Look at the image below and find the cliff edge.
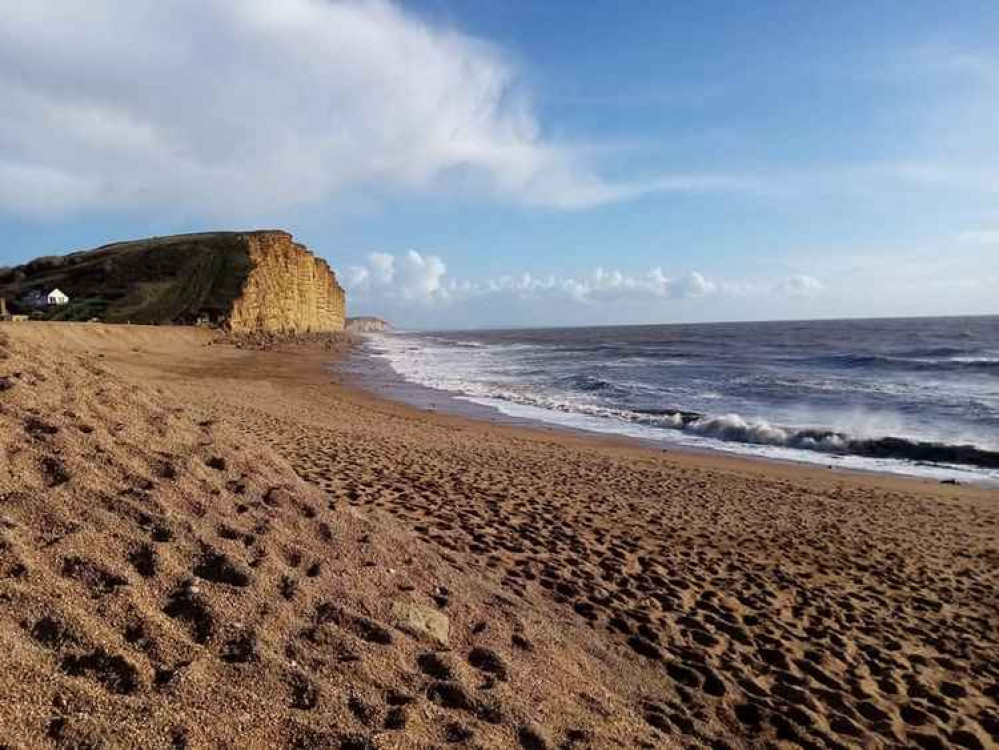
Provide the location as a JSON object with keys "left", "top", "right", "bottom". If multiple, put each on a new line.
{"left": 0, "top": 230, "right": 346, "bottom": 334}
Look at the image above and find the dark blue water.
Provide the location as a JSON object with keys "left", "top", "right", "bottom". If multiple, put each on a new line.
{"left": 365, "top": 316, "right": 999, "bottom": 482}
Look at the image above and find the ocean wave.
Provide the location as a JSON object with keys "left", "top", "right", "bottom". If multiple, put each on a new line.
{"left": 897, "top": 346, "right": 970, "bottom": 358}
{"left": 364, "top": 331, "right": 999, "bottom": 471}
{"left": 560, "top": 374, "right": 610, "bottom": 391}
{"left": 408, "top": 366, "right": 999, "bottom": 469}
{"left": 948, "top": 356, "right": 999, "bottom": 365}
{"left": 504, "top": 388, "right": 997, "bottom": 469}
{"left": 673, "top": 413, "right": 999, "bottom": 467}
{"left": 807, "top": 353, "right": 999, "bottom": 373}
{"left": 602, "top": 408, "right": 999, "bottom": 469}
{"left": 487, "top": 383, "right": 999, "bottom": 468}
{"left": 555, "top": 373, "right": 621, "bottom": 393}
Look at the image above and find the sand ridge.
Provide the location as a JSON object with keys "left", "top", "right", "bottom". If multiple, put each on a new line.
{"left": 1, "top": 322, "right": 998, "bottom": 749}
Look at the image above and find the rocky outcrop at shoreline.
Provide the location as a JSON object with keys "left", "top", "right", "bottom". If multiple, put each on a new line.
{"left": 345, "top": 316, "right": 391, "bottom": 333}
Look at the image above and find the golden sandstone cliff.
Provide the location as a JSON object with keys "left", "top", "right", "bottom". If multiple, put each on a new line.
{"left": 227, "top": 231, "right": 346, "bottom": 334}
{"left": 0, "top": 230, "right": 347, "bottom": 334}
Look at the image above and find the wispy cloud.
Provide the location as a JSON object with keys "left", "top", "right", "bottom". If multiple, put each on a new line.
{"left": 0, "top": 0, "right": 760, "bottom": 219}
{"left": 906, "top": 43, "right": 999, "bottom": 83}
{"left": 886, "top": 164, "right": 999, "bottom": 194}
{"left": 957, "top": 229, "right": 999, "bottom": 245}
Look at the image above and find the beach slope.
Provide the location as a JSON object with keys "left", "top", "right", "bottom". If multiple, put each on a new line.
{"left": 1, "top": 322, "right": 996, "bottom": 749}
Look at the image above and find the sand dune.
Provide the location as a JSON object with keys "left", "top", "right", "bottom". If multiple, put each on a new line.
{"left": 1, "top": 323, "right": 997, "bottom": 749}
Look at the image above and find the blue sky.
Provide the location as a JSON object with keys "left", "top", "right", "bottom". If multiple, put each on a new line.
{"left": 1, "top": 0, "right": 997, "bottom": 327}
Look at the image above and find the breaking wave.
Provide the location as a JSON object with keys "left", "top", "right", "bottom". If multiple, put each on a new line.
{"left": 536, "top": 400, "right": 999, "bottom": 470}
{"left": 361, "top": 316, "right": 999, "bottom": 480}
{"left": 368, "top": 352, "right": 999, "bottom": 470}
{"left": 807, "top": 353, "right": 999, "bottom": 373}
{"left": 663, "top": 412, "right": 999, "bottom": 469}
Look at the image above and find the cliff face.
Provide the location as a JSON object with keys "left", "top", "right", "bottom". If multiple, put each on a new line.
{"left": 0, "top": 230, "right": 346, "bottom": 333}
{"left": 227, "top": 232, "right": 345, "bottom": 334}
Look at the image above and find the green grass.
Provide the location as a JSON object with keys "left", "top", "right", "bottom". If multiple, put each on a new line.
{"left": 45, "top": 297, "right": 110, "bottom": 322}
{"left": 2, "top": 233, "right": 258, "bottom": 326}
{"left": 106, "top": 247, "right": 252, "bottom": 324}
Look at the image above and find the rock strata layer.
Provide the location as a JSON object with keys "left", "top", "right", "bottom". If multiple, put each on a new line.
{"left": 227, "top": 231, "right": 345, "bottom": 334}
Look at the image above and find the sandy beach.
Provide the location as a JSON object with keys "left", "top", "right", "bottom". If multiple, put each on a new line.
{"left": 1, "top": 322, "right": 997, "bottom": 750}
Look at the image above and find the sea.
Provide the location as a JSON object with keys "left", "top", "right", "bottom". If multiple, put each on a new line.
{"left": 347, "top": 316, "right": 999, "bottom": 485}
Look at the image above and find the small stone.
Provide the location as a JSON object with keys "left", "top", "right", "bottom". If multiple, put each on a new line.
{"left": 391, "top": 601, "right": 449, "bottom": 647}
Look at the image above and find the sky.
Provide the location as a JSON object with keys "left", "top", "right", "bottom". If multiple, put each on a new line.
{"left": 1, "top": 0, "right": 997, "bottom": 329}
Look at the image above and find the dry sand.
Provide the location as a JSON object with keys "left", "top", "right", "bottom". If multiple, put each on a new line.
{"left": 0, "top": 322, "right": 997, "bottom": 750}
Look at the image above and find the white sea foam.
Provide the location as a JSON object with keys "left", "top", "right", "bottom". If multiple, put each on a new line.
{"left": 459, "top": 395, "right": 999, "bottom": 485}
{"left": 363, "top": 332, "right": 999, "bottom": 485}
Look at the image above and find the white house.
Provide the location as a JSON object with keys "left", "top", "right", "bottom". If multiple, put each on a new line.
{"left": 47, "top": 288, "right": 70, "bottom": 306}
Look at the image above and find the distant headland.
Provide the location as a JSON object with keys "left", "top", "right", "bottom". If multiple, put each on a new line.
{"left": 345, "top": 316, "right": 392, "bottom": 333}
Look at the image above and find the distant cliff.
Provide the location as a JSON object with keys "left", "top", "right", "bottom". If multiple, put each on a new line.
{"left": 0, "top": 230, "right": 346, "bottom": 333}
{"left": 345, "top": 316, "right": 391, "bottom": 333}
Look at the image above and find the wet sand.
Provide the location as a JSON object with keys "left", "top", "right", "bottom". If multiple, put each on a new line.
{"left": 1, "top": 322, "right": 997, "bottom": 749}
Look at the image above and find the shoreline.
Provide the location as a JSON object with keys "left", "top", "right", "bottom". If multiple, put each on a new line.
{"left": 339, "top": 334, "right": 999, "bottom": 491}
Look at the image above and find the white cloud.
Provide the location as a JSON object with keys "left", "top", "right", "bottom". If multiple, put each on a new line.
{"left": 0, "top": 0, "right": 757, "bottom": 219}
{"left": 957, "top": 229, "right": 999, "bottom": 245}
{"left": 0, "top": 162, "right": 104, "bottom": 219}
{"left": 879, "top": 46, "right": 999, "bottom": 196}
{"left": 394, "top": 251, "right": 447, "bottom": 300}
{"left": 344, "top": 251, "right": 824, "bottom": 311}
{"left": 368, "top": 253, "right": 397, "bottom": 285}
{"left": 777, "top": 275, "right": 824, "bottom": 297}
{"left": 347, "top": 250, "right": 447, "bottom": 302}
{"left": 908, "top": 44, "right": 998, "bottom": 84}
{"left": 887, "top": 164, "right": 999, "bottom": 194}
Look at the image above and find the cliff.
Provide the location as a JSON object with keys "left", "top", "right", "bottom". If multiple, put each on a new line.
{"left": 226, "top": 232, "right": 345, "bottom": 333}
{"left": 345, "top": 316, "right": 391, "bottom": 333}
{"left": 0, "top": 231, "right": 345, "bottom": 333}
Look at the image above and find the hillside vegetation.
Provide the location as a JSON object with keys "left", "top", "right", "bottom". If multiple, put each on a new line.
{"left": 0, "top": 233, "right": 255, "bottom": 325}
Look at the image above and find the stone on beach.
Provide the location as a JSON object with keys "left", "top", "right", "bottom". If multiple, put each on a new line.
{"left": 391, "top": 601, "right": 450, "bottom": 647}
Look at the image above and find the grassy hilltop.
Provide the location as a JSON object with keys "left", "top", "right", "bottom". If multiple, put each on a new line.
{"left": 0, "top": 232, "right": 257, "bottom": 325}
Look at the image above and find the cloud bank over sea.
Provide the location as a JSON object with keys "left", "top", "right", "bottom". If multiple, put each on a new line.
{"left": 343, "top": 250, "right": 825, "bottom": 327}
